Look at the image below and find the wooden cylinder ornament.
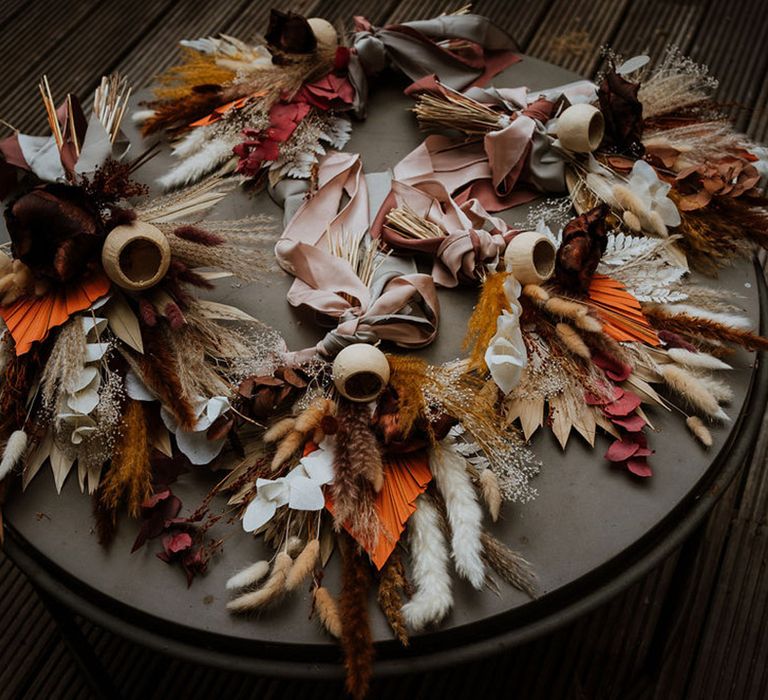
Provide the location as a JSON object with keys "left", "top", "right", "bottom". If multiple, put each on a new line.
{"left": 332, "top": 343, "right": 391, "bottom": 402}
{"left": 308, "top": 17, "right": 338, "bottom": 50}
{"left": 101, "top": 221, "right": 171, "bottom": 291}
{"left": 504, "top": 231, "right": 556, "bottom": 285}
{"left": 556, "top": 104, "right": 604, "bottom": 153}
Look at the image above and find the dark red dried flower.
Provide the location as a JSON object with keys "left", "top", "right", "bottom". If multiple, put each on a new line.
{"left": 265, "top": 9, "right": 317, "bottom": 54}
{"left": 238, "top": 367, "right": 308, "bottom": 419}
{"left": 598, "top": 69, "right": 644, "bottom": 155}
{"left": 80, "top": 158, "right": 148, "bottom": 205}
{"left": 172, "top": 225, "right": 224, "bottom": 246}
{"left": 555, "top": 204, "right": 609, "bottom": 293}
{"left": 138, "top": 298, "right": 158, "bottom": 327}
{"left": 5, "top": 183, "right": 104, "bottom": 282}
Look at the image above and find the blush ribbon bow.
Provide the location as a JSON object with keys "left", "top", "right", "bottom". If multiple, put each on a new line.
{"left": 275, "top": 152, "right": 440, "bottom": 360}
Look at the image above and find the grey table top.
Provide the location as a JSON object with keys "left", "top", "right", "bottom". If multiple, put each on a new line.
{"left": 2, "top": 56, "right": 762, "bottom": 671}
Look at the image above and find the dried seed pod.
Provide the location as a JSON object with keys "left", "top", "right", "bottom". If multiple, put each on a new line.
{"left": 556, "top": 104, "right": 605, "bottom": 153}
{"left": 504, "top": 231, "right": 556, "bottom": 285}
{"left": 102, "top": 221, "right": 171, "bottom": 291}
{"left": 332, "top": 344, "right": 391, "bottom": 402}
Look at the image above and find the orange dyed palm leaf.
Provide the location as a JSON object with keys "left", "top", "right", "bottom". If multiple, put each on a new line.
{"left": 326, "top": 451, "right": 432, "bottom": 569}
{"left": 189, "top": 91, "right": 267, "bottom": 127}
{"left": 1, "top": 274, "right": 110, "bottom": 355}
{"left": 588, "top": 274, "right": 660, "bottom": 346}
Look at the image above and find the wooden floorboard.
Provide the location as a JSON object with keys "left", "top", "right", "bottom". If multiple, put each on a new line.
{"left": 2, "top": 1, "right": 768, "bottom": 699}
{"left": 688, "top": 0, "right": 768, "bottom": 132}
{"left": 526, "top": 0, "right": 634, "bottom": 77}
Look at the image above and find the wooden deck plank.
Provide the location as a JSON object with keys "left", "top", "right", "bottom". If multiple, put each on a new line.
{"left": 0, "top": 0, "right": 103, "bottom": 122}
{"left": 0, "top": 0, "right": 33, "bottom": 27}
{"left": 1, "top": 0, "right": 176, "bottom": 133}
{"left": 526, "top": 0, "right": 633, "bottom": 77}
{"left": 596, "top": 0, "right": 713, "bottom": 73}
{"left": 313, "top": 0, "right": 401, "bottom": 26}
{"left": 688, "top": 0, "right": 768, "bottom": 132}
{"left": 685, "top": 405, "right": 768, "bottom": 700}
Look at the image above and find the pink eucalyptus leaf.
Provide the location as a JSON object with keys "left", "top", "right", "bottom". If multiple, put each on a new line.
{"left": 611, "top": 414, "right": 646, "bottom": 431}
{"left": 605, "top": 438, "right": 640, "bottom": 462}
{"left": 604, "top": 392, "right": 642, "bottom": 416}
{"left": 627, "top": 457, "right": 653, "bottom": 477}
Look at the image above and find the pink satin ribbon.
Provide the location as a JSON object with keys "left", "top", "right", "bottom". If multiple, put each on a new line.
{"left": 393, "top": 133, "right": 536, "bottom": 212}
{"left": 395, "top": 79, "right": 557, "bottom": 212}
{"left": 370, "top": 179, "right": 514, "bottom": 287}
{"left": 275, "top": 152, "right": 440, "bottom": 361}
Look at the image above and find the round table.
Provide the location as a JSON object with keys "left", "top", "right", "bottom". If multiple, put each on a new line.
{"left": 3, "top": 55, "right": 767, "bottom": 680}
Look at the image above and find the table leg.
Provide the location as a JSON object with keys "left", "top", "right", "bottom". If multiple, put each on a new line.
{"left": 33, "top": 585, "right": 123, "bottom": 700}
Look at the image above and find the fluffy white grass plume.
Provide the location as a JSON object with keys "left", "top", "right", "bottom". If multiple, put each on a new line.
{"left": 225, "top": 559, "right": 270, "bottom": 591}
{"left": 159, "top": 135, "right": 239, "bottom": 190}
{"left": 171, "top": 124, "right": 216, "bottom": 158}
{"left": 430, "top": 443, "right": 485, "bottom": 589}
{"left": 660, "top": 304, "right": 753, "bottom": 330}
{"left": 660, "top": 364, "right": 729, "bottom": 422}
{"left": 402, "top": 496, "right": 452, "bottom": 631}
{"left": 666, "top": 348, "right": 731, "bottom": 370}
{"left": 0, "top": 430, "right": 27, "bottom": 481}
{"left": 695, "top": 374, "right": 734, "bottom": 404}
{"left": 131, "top": 109, "right": 155, "bottom": 123}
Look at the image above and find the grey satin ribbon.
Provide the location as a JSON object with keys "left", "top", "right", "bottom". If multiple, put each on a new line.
{"left": 466, "top": 84, "right": 566, "bottom": 194}
{"left": 352, "top": 14, "right": 519, "bottom": 106}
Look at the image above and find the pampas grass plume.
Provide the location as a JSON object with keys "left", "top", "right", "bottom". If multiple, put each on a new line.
{"left": 667, "top": 348, "right": 731, "bottom": 370}
{"left": 294, "top": 398, "right": 333, "bottom": 434}
{"left": 623, "top": 210, "right": 642, "bottom": 232}
{"left": 648, "top": 210, "right": 669, "bottom": 237}
{"left": 402, "top": 496, "right": 452, "bottom": 630}
{"left": 695, "top": 374, "right": 734, "bottom": 403}
{"left": 575, "top": 313, "right": 603, "bottom": 333}
{"left": 613, "top": 185, "right": 648, "bottom": 219}
{"left": 0, "top": 430, "right": 27, "bottom": 481}
{"left": 271, "top": 430, "right": 304, "bottom": 471}
{"left": 660, "top": 364, "right": 729, "bottom": 422}
{"left": 545, "top": 296, "right": 589, "bottom": 320}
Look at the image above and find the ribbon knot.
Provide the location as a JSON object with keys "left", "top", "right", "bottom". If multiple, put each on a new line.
{"left": 371, "top": 179, "right": 513, "bottom": 287}
{"left": 276, "top": 153, "right": 440, "bottom": 364}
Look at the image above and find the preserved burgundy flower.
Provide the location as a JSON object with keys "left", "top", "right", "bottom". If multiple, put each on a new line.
{"left": 238, "top": 367, "right": 308, "bottom": 419}
{"left": 598, "top": 69, "right": 644, "bottom": 155}
{"left": 265, "top": 9, "right": 316, "bottom": 54}
{"left": 5, "top": 183, "right": 104, "bottom": 282}
{"left": 556, "top": 204, "right": 609, "bottom": 293}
